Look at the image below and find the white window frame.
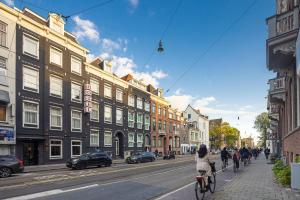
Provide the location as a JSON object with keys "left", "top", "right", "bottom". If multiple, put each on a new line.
{"left": 90, "top": 102, "right": 99, "bottom": 122}
{"left": 128, "top": 133, "right": 135, "bottom": 147}
{"left": 23, "top": 34, "right": 39, "bottom": 59}
{"left": 22, "top": 101, "right": 39, "bottom": 128}
{"left": 50, "top": 75, "right": 63, "bottom": 98}
{"left": 128, "top": 95, "right": 134, "bottom": 107}
{"left": 90, "top": 78, "right": 99, "bottom": 95}
{"left": 71, "top": 110, "right": 82, "bottom": 132}
{"left": 71, "top": 140, "right": 82, "bottom": 158}
{"left": 128, "top": 111, "right": 135, "bottom": 128}
{"left": 0, "top": 56, "right": 6, "bottom": 69}
{"left": 104, "top": 105, "right": 112, "bottom": 124}
{"left": 71, "top": 82, "right": 82, "bottom": 103}
{"left": 145, "top": 102, "right": 150, "bottom": 112}
{"left": 0, "top": 21, "right": 7, "bottom": 47}
{"left": 137, "top": 113, "right": 143, "bottom": 129}
{"left": 90, "top": 129, "right": 99, "bottom": 147}
{"left": 116, "top": 108, "right": 123, "bottom": 126}
{"left": 71, "top": 56, "right": 82, "bottom": 75}
{"left": 144, "top": 115, "right": 150, "bottom": 130}
{"left": 137, "top": 133, "right": 143, "bottom": 147}
{"left": 137, "top": 97, "right": 143, "bottom": 109}
{"left": 50, "top": 46, "right": 62, "bottom": 67}
{"left": 104, "top": 84, "right": 112, "bottom": 99}
{"left": 49, "top": 139, "right": 63, "bottom": 159}
{"left": 116, "top": 88, "right": 123, "bottom": 103}
{"left": 50, "top": 106, "right": 63, "bottom": 130}
{"left": 104, "top": 131, "right": 112, "bottom": 147}
{"left": 23, "top": 66, "right": 39, "bottom": 93}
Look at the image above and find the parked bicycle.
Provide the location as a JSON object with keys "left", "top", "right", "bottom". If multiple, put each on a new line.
{"left": 195, "top": 162, "right": 216, "bottom": 200}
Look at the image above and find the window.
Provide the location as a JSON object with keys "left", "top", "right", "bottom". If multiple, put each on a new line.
{"left": 137, "top": 113, "right": 143, "bottom": 129}
{"left": 163, "top": 121, "right": 166, "bottom": 131}
{"left": 158, "top": 106, "right": 161, "bottom": 115}
{"left": 0, "top": 104, "right": 6, "bottom": 122}
{"left": 50, "top": 47, "right": 62, "bottom": 66}
{"left": 188, "top": 114, "right": 191, "bottom": 119}
{"left": 0, "top": 57, "right": 6, "bottom": 69}
{"left": 169, "top": 113, "right": 173, "bottom": 119}
{"left": 152, "top": 118, "right": 156, "bottom": 131}
{"left": 71, "top": 56, "right": 82, "bottom": 75}
{"left": 116, "top": 108, "right": 123, "bottom": 125}
{"left": 50, "top": 140, "right": 62, "bottom": 159}
{"left": 137, "top": 97, "right": 143, "bottom": 109}
{"left": 50, "top": 75, "right": 62, "bottom": 97}
{"left": 50, "top": 106, "right": 62, "bottom": 130}
{"left": 128, "top": 133, "right": 134, "bottom": 147}
{"left": 91, "top": 102, "right": 99, "bottom": 122}
{"left": 158, "top": 138, "right": 162, "bottom": 147}
{"left": 162, "top": 109, "right": 165, "bottom": 117}
{"left": 71, "top": 110, "right": 82, "bottom": 132}
{"left": 71, "top": 82, "right": 82, "bottom": 102}
{"left": 104, "top": 84, "right": 112, "bottom": 98}
{"left": 23, "top": 101, "right": 39, "bottom": 128}
{"left": 137, "top": 133, "right": 143, "bottom": 147}
{"left": 23, "top": 34, "right": 39, "bottom": 58}
{"left": 90, "top": 130, "right": 99, "bottom": 147}
{"left": 128, "top": 111, "right": 135, "bottom": 128}
{"left": 152, "top": 103, "right": 156, "bottom": 113}
{"left": 90, "top": 79, "right": 99, "bottom": 95}
{"left": 145, "top": 102, "right": 150, "bottom": 112}
{"left": 104, "top": 105, "right": 112, "bottom": 123}
{"left": 0, "top": 21, "right": 7, "bottom": 47}
{"left": 128, "top": 95, "right": 134, "bottom": 107}
{"left": 71, "top": 140, "right": 82, "bottom": 157}
{"left": 144, "top": 115, "right": 150, "bottom": 130}
{"left": 153, "top": 136, "right": 156, "bottom": 147}
{"left": 158, "top": 120, "right": 162, "bottom": 130}
{"left": 116, "top": 89, "right": 123, "bottom": 102}
{"left": 23, "top": 66, "right": 39, "bottom": 92}
{"left": 104, "top": 131, "right": 112, "bottom": 147}
{"left": 169, "top": 122, "right": 173, "bottom": 132}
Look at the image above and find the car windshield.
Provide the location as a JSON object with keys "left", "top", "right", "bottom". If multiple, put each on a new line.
{"left": 79, "top": 154, "right": 90, "bottom": 160}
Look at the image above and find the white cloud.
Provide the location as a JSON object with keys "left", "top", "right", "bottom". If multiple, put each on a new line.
{"left": 175, "top": 88, "right": 183, "bottom": 95}
{"left": 87, "top": 53, "right": 96, "bottom": 62}
{"left": 4, "top": 0, "right": 14, "bottom": 6}
{"left": 151, "top": 70, "right": 168, "bottom": 79}
{"left": 128, "top": 0, "right": 139, "bottom": 8}
{"left": 194, "top": 96, "right": 216, "bottom": 107}
{"left": 72, "top": 16, "right": 100, "bottom": 43}
{"left": 102, "top": 38, "right": 121, "bottom": 53}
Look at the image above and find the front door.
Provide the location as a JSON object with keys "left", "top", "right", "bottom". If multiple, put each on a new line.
{"left": 115, "top": 138, "right": 119, "bottom": 156}
{"left": 23, "top": 142, "right": 39, "bottom": 166}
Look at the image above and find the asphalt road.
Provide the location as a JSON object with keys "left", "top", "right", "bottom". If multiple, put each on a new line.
{"left": 0, "top": 156, "right": 245, "bottom": 200}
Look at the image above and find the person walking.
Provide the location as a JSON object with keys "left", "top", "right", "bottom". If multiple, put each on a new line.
{"left": 264, "top": 147, "right": 270, "bottom": 160}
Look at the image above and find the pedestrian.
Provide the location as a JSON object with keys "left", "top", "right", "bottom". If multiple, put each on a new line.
{"left": 264, "top": 148, "right": 270, "bottom": 160}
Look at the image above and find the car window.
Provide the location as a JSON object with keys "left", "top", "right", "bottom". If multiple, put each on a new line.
{"left": 79, "top": 154, "right": 90, "bottom": 160}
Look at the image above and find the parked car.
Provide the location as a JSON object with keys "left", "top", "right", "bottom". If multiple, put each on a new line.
{"left": 163, "top": 152, "right": 176, "bottom": 160}
{"left": 0, "top": 155, "right": 24, "bottom": 178}
{"left": 126, "top": 152, "right": 156, "bottom": 164}
{"left": 66, "top": 151, "right": 112, "bottom": 170}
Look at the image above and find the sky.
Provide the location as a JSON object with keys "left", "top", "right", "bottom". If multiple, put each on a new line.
{"left": 4, "top": 0, "right": 276, "bottom": 143}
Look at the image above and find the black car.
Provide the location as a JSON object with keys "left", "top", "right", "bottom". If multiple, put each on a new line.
{"left": 66, "top": 152, "right": 112, "bottom": 170}
{"left": 163, "top": 152, "right": 176, "bottom": 160}
{"left": 0, "top": 155, "right": 24, "bottom": 178}
{"left": 126, "top": 152, "right": 156, "bottom": 164}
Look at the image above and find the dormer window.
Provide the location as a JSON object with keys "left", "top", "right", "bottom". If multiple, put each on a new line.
{"left": 104, "top": 60, "right": 112, "bottom": 73}
{"left": 48, "top": 13, "right": 65, "bottom": 35}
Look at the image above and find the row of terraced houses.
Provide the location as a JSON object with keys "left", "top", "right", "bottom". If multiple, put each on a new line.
{"left": 0, "top": 3, "right": 210, "bottom": 165}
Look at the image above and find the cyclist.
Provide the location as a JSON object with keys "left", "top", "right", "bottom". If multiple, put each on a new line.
{"left": 252, "top": 148, "right": 258, "bottom": 159}
{"left": 221, "top": 147, "right": 230, "bottom": 168}
{"left": 232, "top": 148, "right": 240, "bottom": 169}
{"left": 240, "top": 146, "right": 249, "bottom": 164}
{"left": 195, "top": 144, "right": 212, "bottom": 186}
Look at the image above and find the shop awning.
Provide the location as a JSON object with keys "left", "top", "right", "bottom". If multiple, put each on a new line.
{"left": 0, "top": 90, "right": 9, "bottom": 104}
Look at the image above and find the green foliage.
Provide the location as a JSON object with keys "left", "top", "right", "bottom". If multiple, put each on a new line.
{"left": 254, "top": 112, "right": 270, "bottom": 148}
{"left": 295, "top": 156, "right": 300, "bottom": 163}
{"left": 272, "top": 159, "right": 291, "bottom": 186}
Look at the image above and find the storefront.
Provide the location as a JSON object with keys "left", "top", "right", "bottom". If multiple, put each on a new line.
{"left": 0, "top": 127, "right": 15, "bottom": 155}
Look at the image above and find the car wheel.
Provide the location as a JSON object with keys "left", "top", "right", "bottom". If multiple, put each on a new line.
{"left": 105, "top": 162, "right": 111, "bottom": 167}
{"left": 0, "top": 167, "right": 12, "bottom": 178}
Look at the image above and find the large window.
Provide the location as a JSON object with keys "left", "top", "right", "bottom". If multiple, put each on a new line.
{"left": 128, "top": 111, "right": 135, "bottom": 128}
{"left": 0, "top": 21, "right": 7, "bottom": 47}
{"left": 90, "top": 78, "right": 99, "bottom": 95}
{"left": 116, "top": 108, "right": 123, "bottom": 125}
{"left": 163, "top": 121, "right": 166, "bottom": 131}
{"left": 71, "top": 56, "right": 82, "bottom": 75}
{"left": 137, "top": 113, "right": 143, "bottom": 129}
{"left": 152, "top": 118, "right": 156, "bottom": 131}
{"left": 152, "top": 103, "right": 156, "bottom": 113}
{"left": 116, "top": 89, "right": 123, "bottom": 102}
{"left": 158, "top": 138, "right": 162, "bottom": 147}
{"left": 128, "top": 95, "right": 134, "bottom": 107}
{"left": 145, "top": 102, "right": 150, "bottom": 112}
{"left": 23, "top": 101, "right": 39, "bottom": 128}
{"left": 90, "top": 130, "right": 99, "bottom": 147}
{"left": 137, "top": 134, "right": 143, "bottom": 147}
{"left": 50, "top": 140, "right": 62, "bottom": 159}
{"left": 104, "top": 131, "right": 112, "bottom": 147}
{"left": 0, "top": 57, "right": 6, "bottom": 69}
{"left": 104, "top": 105, "right": 112, "bottom": 123}
{"left": 104, "top": 84, "right": 112, "bottom": 98}
{"left": 0, "top": 104, "right": 6, "bottom": 122}
{"left": 158, "top": 106, "right": 161, "bottom": 115}
{"left": 71, "top": 140, "right": 82, "bottom": 157}
{"left": 158, "top": 120, "right": 162, "bottom": 130}
{"left": 71, "top": 110, "right": 82, "bottom": 132}
{"left": 23, "top": 66, "right": 39, "bottom": 92}
{"left": 23, "top": 34, "right": 39, "bottom": 58}
{"left": 153, "top": 136, "right": 156, "bottom": 147}
{"left": 91, "top": 102, "right": 99, "bottom": 122}
{"left": 137, "top": 97, "right": 143, "bottom": 109}
{"left": 144, "top": 115, "right": 150, "bottom": 130}
{"left": 50, "top": 75, "right": 62, "bottom": 97}
{"left": 50, "top": 106, "right": 62, "bottom": 130}
{"left": 128, "top": 133, "right": 134, "bottom": 147}
{"left": 50, "top": 47, "right": 62, "bottom": 66}
{"left": 71, "top": 82, "right": 82, "bottom": 102}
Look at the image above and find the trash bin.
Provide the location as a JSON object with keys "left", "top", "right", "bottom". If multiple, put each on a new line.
{"left": 291, "top": 162, "right": 300, "bottom": 189}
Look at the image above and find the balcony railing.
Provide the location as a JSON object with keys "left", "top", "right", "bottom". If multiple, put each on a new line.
{"left": 159, "top": 130, "right": 166, "bottom": 136}
{"left": 269, "top": 103, "right": 280, "bottom": 120}
{"left": 269, "top": 77, "right": 286, "bottom": 94}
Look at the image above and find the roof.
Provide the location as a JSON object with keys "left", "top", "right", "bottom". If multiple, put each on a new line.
{"left": 121, "top": 74, "right": 133, "bottom": 82}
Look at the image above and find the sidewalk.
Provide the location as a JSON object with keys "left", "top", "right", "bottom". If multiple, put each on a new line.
{"left": 209, "top": 156, "right": 300, "bottom": 200}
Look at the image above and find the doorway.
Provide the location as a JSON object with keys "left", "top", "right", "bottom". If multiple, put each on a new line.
{"left": 115, "top": 138, "right": 119, "bottom": 156}
{"left": 23, "top": 142, "right": 39, "bottom": 166}
{"left": 115, "top": 132, "right": 124, "bottom": 158}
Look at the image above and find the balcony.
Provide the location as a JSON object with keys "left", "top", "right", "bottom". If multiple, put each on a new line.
{"left": 266, "top": 7, "right": 299, "bottom": 71}
{"left": 269, "top": 77, "right": 286, "bottom": 103}
{"left": 269, "top": 103, "right": 280, "bottom": 120}
{"left": 159, "top": 130, "right": 166, "bottom": 136}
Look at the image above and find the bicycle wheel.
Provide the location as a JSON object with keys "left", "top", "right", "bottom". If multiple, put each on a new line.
{"left": 209, "top": 173, "right": 216, "bottom": 193}
{"left": 195, "top": 181, "right": 206, "bottom": 200}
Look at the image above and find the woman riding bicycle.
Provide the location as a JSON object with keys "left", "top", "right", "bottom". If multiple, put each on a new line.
{"left": 232, "top": 148, "right": 240, "bottom": 170}
{"left": 195, "top": 144, "right": 211, "bottom": 186}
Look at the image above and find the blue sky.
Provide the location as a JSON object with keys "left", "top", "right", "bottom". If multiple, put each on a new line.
{"left": 5, "top": 0, "right": 276, "bottom": 142}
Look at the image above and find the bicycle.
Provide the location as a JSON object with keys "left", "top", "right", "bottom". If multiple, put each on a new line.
{"left": 195, "top": 162, "right": 216, "bottom": 200}
{"left": 221, "top": 159, "right": 228, "bottom": 172}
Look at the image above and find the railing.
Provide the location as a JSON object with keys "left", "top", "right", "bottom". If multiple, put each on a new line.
{"left": 159, "top": 130, "right": 166, "bottom": 135}
{"left": 269, "top": 77, "right": 286, "bottom": 93}
{"left": 270, "top": 103, "right": 280, "bottom": 114}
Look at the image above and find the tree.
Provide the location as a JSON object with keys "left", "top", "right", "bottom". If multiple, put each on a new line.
{"left": 254, "top": 112, "right": 270, "bottom": 148}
